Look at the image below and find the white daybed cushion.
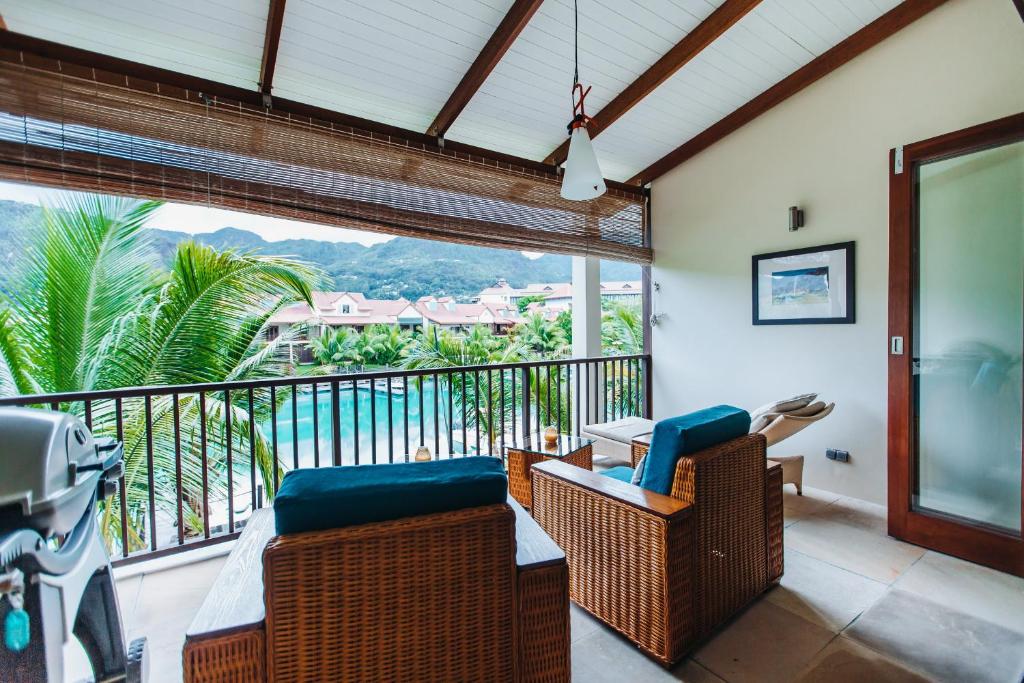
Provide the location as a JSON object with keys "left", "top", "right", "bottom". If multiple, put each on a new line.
{"left": 582, "top": 416, "right": 654, "bottom": 444}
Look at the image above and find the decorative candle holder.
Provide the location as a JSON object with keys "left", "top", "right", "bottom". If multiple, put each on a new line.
{"left": 543, "top": 426, "right": 559, "bottom": 445}
{"left": 414, "top": 446, "right": 432, "bottom": 462}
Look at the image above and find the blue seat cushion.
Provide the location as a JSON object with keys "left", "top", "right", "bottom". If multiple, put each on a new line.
{"left": 600, "top": 466, "right": 635, "bottom": 484}
{"left": 638, "top": 406, "right": 751, "bottom": 495}
{"left": 274, "top": 456, "right": 508, "bottom": 535}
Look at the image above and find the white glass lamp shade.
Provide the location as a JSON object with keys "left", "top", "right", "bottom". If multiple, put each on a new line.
{"left": 560, "top": 126, "right": 606, "bottom": 201}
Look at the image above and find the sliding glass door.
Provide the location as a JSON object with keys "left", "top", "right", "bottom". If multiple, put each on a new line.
{"left": 888, "top": 114, "right": 1024, "bottom": 577}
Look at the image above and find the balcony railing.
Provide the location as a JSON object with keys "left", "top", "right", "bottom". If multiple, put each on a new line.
{"left": 0, "top": 354, "right": 650, "bottom": 566}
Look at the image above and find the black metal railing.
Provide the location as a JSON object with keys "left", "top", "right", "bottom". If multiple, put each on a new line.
{"left": 0, "top": 354, "right": 651, "bottom": 566}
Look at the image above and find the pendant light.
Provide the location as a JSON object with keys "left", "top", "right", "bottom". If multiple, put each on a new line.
{"left": 560, "top": 0, "right": 606, "bottom": 201}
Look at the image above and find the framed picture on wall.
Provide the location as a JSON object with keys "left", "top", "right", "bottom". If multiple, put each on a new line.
{"left": 752, "top": 241, "right": 855, "bottom": 325}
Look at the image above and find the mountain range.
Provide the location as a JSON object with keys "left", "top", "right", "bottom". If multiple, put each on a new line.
{"left": 0, "top": 199, "right": 639, "bottom": 301}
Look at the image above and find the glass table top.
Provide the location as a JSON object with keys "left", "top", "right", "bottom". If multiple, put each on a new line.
{"left": 505, "top": 432, "right": 594, "bottom": 458}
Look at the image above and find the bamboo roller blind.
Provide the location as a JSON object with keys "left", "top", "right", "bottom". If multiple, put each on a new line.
{"left": 0, "top": 62, "right": 650, "bottom": 263}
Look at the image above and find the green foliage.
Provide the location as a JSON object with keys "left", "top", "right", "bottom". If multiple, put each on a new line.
{"left": 555, "top": 310, "right": 573, "bottom": 345}
{"left": 403, "top": 325, "right": 526, "bottom": 451}
{"left": 0, "top": 193, "right": 320, "bottom": 552}
{"left": 310, "top": 327, "right": 363, "bottom": 367}
{"left": 512, "top": 312, "right": 570, "bottom": 358}
{"left": 515, "top": 294, "right": 547, "bottom": 314}
{"left": 358, "top": 324, "right": 413, "bottom": 368}
{"left": 601, "top": 302, "right": 643, "bottom": 356}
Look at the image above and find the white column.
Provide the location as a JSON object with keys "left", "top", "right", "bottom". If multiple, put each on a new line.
{"left": 571, "top": 255, "right": 601, "bottom": 358}
{"left": 572, "top": 255, "right": 603, "bottom": 425}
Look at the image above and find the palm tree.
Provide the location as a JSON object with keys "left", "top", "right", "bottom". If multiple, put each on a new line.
{"left": 601, "top": 302, "right": 643, "bottom": 416}
{"left": 310, "top": 326, "right": 363, "bottom": 367}
{"left": 403, "top": 325, "right": 525, "bottom": 452}
{"left": 0, "top": 193, "right": 319, "bottom": 551}
{"left": 513, "top": 312, "right": 569, "bottom": 358}
{"left": 359, "top": 324, "right": 412, "bottom": 367}
{"left": 601, "top": 302, "right": 642, "bottom": 355}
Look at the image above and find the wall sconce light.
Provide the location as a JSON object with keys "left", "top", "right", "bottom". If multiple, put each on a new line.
{"left": 650, "top": 281, "right": 665, "bottom": 327}
{"left": 789, "top": 206, "right": 805, "bottom": 231}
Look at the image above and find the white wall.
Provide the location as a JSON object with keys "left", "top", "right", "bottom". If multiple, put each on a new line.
{"left": 649, "top": 0, "right": 1024, "bottom": 504}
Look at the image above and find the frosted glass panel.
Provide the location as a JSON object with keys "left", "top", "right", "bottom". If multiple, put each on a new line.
{"left": 914, "top": 140, "right": 1024, "bottom": 533}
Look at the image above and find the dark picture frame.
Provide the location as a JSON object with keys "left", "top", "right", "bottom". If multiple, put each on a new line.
{"left": 752, "top": 241, "right": 855, "bottom": 325}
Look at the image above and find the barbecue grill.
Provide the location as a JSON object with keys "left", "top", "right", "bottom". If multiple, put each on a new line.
{"left": 0, "top": 407, "right": 147, "bottom": 682}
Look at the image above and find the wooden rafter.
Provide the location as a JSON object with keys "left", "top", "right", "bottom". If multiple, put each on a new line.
{"left": 544, "top": 0, "right": 762, "bottom": 166}
{"left": 427, "top": 0, "right": 543, "bottom": 138}
{"left": 630, "top": 0, "right": 949, "bottom": 185}
{"left": 259, "top": 0, "right": 287, "bottom": 97}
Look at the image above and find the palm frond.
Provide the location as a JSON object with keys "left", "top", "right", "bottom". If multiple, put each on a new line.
{"left": 0, "top": 307, "right": 42, "bottom": 396}
{"left": 9, "top": 194, "right": 161, "bottom": 392}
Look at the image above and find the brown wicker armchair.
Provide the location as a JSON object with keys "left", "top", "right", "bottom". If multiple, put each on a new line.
{"left": 531, "top": 433, "right": 783, "bottom": 667}
{"left": 183, "top": 498, "right": 570, "bottom": 683}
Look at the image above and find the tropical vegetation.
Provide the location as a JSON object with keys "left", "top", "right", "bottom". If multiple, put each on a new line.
{"left": 0, "top": 194, "right": 319, "bottom": 552}
{"left": 0, "top": 191, "right": 644, "bottom": 554}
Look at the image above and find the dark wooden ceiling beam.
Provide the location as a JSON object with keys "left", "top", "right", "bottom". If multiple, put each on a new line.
{"left": 427, "top": 0, "right": 543, "bottom": 138}
{"left": 545, "top": 0, "right": 762, "bottom": 166}
{"left": 259, "top": 0, "right": 287, "bottom": 98}
{"left": 0, "top": 30, "right": 641, "bottom": 196}
{"left": 630, "top": 0, "right": 949, "bottom": 185}
{"left": 0, "top": 15, "right": 6, "bottom": 30}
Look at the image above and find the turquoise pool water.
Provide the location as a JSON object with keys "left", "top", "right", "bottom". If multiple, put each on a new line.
{"left": 263, "top": 381, "right": 475, "bottom": 468}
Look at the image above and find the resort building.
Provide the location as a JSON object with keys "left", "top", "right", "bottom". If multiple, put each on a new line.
{"left": 475, "top": 280, "right": 643, "bottom": 309}
{"left": 0, "top": 1, "right": 1021, "bottom": 683}
{"left": 415, "top": 296, "right": 521, "bottom": 334}
{"left": 266, "top": 291, "right": 524, "bottom": 353}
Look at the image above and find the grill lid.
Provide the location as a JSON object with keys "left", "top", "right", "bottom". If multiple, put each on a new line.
{"left": 0, "top": 407, "right": 123, "bottom": 537}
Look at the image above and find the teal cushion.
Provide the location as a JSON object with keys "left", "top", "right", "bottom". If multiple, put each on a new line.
{"left": 600, "top": 466, "right": 635, "bottom": 483}
{"left": 274, "top": 457, "right": 508, "bottom": 535}
{"left": 638, "top": 406, "right": 751, "bottom": 495}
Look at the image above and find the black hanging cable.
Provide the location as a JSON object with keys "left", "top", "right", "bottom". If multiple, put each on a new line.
{"left": 572, "top": 0, "right": 579, "bottom": 88}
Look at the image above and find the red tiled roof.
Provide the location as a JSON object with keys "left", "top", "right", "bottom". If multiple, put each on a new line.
{"left": 269, "top": 292, "right": 412, "bottom": 326}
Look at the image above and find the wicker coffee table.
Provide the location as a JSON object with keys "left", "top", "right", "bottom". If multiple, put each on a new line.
{"left": 506, "top": 433, "right": 593, "bottom": 508}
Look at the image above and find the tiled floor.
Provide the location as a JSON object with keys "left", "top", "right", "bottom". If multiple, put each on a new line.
{"left": 112, "top": 485, "right": 1024, "bottom": 683}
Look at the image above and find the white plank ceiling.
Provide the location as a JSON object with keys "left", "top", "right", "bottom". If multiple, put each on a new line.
{"left": 2, "top": 0, "right": 907, "bottom": 182}
{"left": 273, "top": 0, "right": 516, "bottom": 132}
{"left": 2, "top": 0, "right": 269, "bottom": 90}
{"left": 593, "top": 0, "right": 903, "bottom": 180}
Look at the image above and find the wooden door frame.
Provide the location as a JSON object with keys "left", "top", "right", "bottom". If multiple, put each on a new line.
{"left": 888, "top": 112, "right": 1024, "bottom": 577}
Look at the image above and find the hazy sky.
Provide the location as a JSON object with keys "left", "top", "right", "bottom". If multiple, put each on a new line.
{"left": 0, "top": 180, "right": 545, "bottom": 257}
{"left": 0, "top": 180, "right": 392, "bottom": 246}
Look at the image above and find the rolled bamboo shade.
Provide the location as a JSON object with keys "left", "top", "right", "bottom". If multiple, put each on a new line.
{"left": 0, "top": 62, "right": 650, "bottom": 263}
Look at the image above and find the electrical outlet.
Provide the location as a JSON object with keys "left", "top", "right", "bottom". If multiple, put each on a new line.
{"left": 826, "top": 448, "right": 850, "bottom": 463}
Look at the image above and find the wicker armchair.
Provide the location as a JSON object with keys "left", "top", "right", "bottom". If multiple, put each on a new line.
{"left": 531, "top": 433, "right": 783, "bottom": 667}
{"left": 183, "top": 499, "right": 570, "bottom": 683}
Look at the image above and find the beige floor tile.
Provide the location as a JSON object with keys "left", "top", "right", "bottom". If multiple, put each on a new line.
{"left": 894, "top": 550, "right": 1024, "bottom": 635}
{"left": 570, "top": 602, "right": 603, "bottom": 643}
{"left": 782, "top": 486, "right": 841, "bottom": 527}
{"left": 571, "top": 623, "right": 726, "bottom": 682}
{"left": 845, "top": 589, "right": 1024, "bottom": 683}
{"left": 766, "top": 548, "right": 887, "bottom": 632}
{"left": 784, "top": 512, "right": 924, "bottom": 584}
{"left": 115, "top": 573, "right": 143, "bottom": 630}
{"left": 811, "top": 496, "right": 887, "bottom": 534}
{"left": 795, "top": 636, "right": 930, "bottom": 682}
{"left": 692, "top": 600, "right": 833, "bottom": 683}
